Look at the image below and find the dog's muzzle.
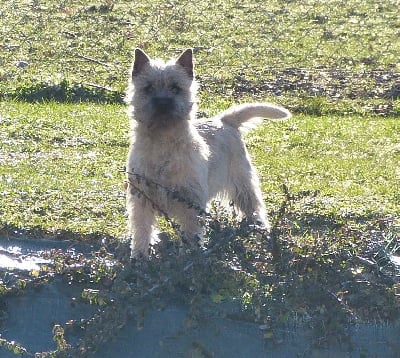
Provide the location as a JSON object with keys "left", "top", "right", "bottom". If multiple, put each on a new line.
{"left": 152, "top": 97, "right": 175, "bottom": 113}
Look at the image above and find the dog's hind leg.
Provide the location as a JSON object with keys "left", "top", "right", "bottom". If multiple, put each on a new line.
{"left": 229, "top": 163, "right": 270, "bottom": 230}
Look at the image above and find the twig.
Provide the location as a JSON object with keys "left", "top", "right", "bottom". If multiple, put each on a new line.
{"left": 353, "top": 255, "right": 398, "bottom": 284}
{"left": 126, "top": 176, "right": 174, "bottom": 223}
{"left": 126, "top": 170, "right": 207, "bottom": 218}
{"left": 354, "top": 255, "right": 379, "bottom": 270}
{"left": 76, "top": 53, "right": 112, "bottom": 67}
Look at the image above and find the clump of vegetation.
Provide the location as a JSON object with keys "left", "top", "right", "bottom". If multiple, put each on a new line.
{"left": 1, "top": 186, "right": 399, "bottom": 356}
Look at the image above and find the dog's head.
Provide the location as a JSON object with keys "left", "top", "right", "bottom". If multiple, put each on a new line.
{"left": 126, "top": 49, "right": 198, "bottom": 128}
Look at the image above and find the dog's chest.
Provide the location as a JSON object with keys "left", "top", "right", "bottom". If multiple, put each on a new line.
{"left": 146, "top": 151, "right": 187, "bottom": 181}
{"left": 128, "top": 135, "right": 207, "bottom": 188}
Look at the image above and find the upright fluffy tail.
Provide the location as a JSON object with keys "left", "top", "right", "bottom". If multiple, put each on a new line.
{"left": 216, "top": 103, "right": 291, "bottom": 131}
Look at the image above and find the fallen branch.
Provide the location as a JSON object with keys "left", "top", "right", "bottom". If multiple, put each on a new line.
{"left": 76, "top": 53, "right": 112, "bottom": 67}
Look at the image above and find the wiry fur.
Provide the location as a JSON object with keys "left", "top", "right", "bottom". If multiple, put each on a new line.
{"left": 125, "top": 48, "right": 291, "bottom": 257}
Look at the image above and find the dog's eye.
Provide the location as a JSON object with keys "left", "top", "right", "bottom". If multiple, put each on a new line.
{"left": 144, "top": 84, "right": 154, "bottom": 93}
{"left": 169, "top": 83, "right": 181, "bottom": 94}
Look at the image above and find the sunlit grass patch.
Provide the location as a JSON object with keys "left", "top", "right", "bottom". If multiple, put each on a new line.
{"left": 1, "top": 101, "right": 398, "bottom": 238}
{"left": 0, "top": 101, "right": 128, "bottom": 237}
{"left": 250, "top": 114, "right": 400, "bottom": 217}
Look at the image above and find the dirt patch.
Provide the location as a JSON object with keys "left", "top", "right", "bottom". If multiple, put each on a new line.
{"left": 232, "top": 67, "right": 400, "bottom": 100}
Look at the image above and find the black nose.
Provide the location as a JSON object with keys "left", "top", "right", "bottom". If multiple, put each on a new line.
{"left": 153, "top": 97, "right": 174, "bottom": 111}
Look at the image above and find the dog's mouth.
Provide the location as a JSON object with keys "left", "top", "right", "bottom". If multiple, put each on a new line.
{"left": 144, "top": 112, "right": 183, "bottom": 130}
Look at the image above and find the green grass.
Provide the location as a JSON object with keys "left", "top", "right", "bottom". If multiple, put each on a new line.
{"left": 253, "top": 114, "right": 400, "bottom": 216}
{"left": 1, "top": 101, "right": 398, "bottom": 238}
{"left": 0, "top": 102, "right": 127, "bottom": 237}
{"left": 1, "top": 0, "right": 399, "bottom": 114}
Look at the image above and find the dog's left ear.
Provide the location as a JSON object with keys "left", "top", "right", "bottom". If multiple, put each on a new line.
{"left": 176, "top": 49, "right": 194, "bottom": 79}
{"left": 132, "top": 48, "right": 151, "bottom": 77}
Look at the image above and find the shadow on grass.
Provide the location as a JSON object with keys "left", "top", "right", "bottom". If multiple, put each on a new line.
{"left": 1, "top": 79, "right": 124, "bottom": 104}
{"left": 0, "top": 223, "right": 119, "bottom": 243}
{"left": 0, "top": 205, "right": 399, "bottom": 356}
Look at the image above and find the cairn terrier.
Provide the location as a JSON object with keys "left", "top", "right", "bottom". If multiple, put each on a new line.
{"left": 125, "top": 48, "right": 291, "bottom": 257}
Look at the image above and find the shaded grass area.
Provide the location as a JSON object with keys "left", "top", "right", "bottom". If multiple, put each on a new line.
{"left": 0, "top": 196, "right": 399, "bottom": 356}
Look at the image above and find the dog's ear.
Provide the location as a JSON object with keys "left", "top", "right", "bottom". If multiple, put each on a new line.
{"left": 132, "top": 48, "right": 151, "bottom": 77}
{"left": 176, "top": 49, "right": 194, "bottom": 79}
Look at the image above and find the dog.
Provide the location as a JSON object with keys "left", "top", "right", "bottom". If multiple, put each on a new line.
{"left": 125, "top": 48, "right": 291, "bottom": 257}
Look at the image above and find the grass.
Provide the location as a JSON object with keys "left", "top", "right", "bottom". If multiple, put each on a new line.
{"left": 1, "top": 102, "right": 399, "bottom": 239}
{"left": 1, "top": 0, "right": 399, "bottom": 113}
{"left": 253, "top": 114, "right": 400, "bottom": 215}
{"left": 0, "top": 0, "right": 399, "bottom": 355}
{"left": 0, "top": 102, "right": 127, "bottom": 238}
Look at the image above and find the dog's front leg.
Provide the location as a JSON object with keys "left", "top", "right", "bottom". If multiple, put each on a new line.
{"left": 170, "top": 192, "right": 206, "bottom": 249}
{"left": 127, "top": 191, "right": 156, "bottom": 257}
{"left": 179, "top": 208, "right": 204, "bottom": 246}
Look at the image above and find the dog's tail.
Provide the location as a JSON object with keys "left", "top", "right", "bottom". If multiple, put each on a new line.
{"left": 217, "top": 103, "right": 291, "bottom": 132}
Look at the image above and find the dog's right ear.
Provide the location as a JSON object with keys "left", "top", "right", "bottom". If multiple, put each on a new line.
{"left": 132, "top": 48, "right": 151, "bottom": 77}
{"left": 176, "top": 48, "right": 194, "bottom": 79}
